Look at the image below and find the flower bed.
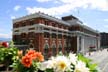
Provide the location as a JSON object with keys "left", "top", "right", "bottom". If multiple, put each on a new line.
{"left": 39, "top": 53, "right": 99, "bottom": 72}
{"left": 0, "top": 47, "right": 18, "bottom": 71}
{"left": 11, "top": 49, "right": 99, "bottom": 72}
{"left": 0, "top": 46, "right": 100, "bottom": 72}
{"left": 12, "top": 50, "right": 44, "bottom": 72}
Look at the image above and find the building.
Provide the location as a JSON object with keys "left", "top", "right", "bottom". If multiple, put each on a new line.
{"left": 100, "top": 32, "right": 108, "bottom": 48}
{"left": 12, "top": 12, "right": 100, "bottom": 58}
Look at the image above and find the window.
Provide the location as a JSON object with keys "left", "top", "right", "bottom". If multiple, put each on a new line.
{"left": 44, "top": 28, "right": 49, "bottom": 30}
{"left": 58, "top": 41, "right": 62, "bottom": 52}
{"left": 14, "top": 24, "right": 19, "bottom": 28}
{"left": 14, "top": 30, "right": 19, "bottom": 32}
{"left": 44, "top": 33, "right": 49, "bottom": 38}
{"left": 64, "top": 40, "right": 67, "bottom": 48}
{"left": 52, "top": 40, "right": 56, "bottom": 56}
{"left": 58, "top": 35, "right": 62, "bottom": 39}
{"left": 28, "top": 32, "right": 35, "bottom": 38}
{"left": 44, "top": 40, "right": 49, "bottom": 49}
{"left": 22, "top": 23, "right": 26, "bottom": 27}
{"left": 13, "top": 35, "right": 21, "bottom": 45}
{"left": 52, "top": 34, "right": 56, "bottom": 38}
{"left": 45, "top": 20, "right": 49, "bottom": 25}
{"left": 29, "top": 20, "right": 34, "bottom": 25}
{"left": 13, "top": 24, "right": 17, "bottom": 28}
{"left": 21, "top": 33, "right": 26, "bottom": 38}
{"left": 52, "top": 23, "right": 56, "bottom": 27}
{"left": 44, "top": 40, "right": 49, "bottom": 58}
{"left": 28, "top": 27, "right": 35, "bottom": 30}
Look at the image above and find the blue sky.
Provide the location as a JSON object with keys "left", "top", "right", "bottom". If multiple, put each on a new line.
{"left": 0, "top": 0, "right": 108, "bottom": 38}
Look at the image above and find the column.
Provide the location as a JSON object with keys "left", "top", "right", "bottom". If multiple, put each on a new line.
{"left": 39, "top": 33, "right": 44, "bottom": 54}
{"left": 48, "top": 33, "right": 52, "bottom": 57}
{"left": 77, "top": 36, "right": 79, "bottom": 53}
{"left": 56, "top": 34, "right": 58, "bottom": 54}
{"left": 34, "top": 33, "right": 39, "bottom": 51}
{"left": 97, "top": 37, "right": 100, "bottom": 50}
{"left": 62, "top": 35, "right": 65, "bottom": 53}
{"left": 81, "top": 36, "right": 85, "bottom": 54}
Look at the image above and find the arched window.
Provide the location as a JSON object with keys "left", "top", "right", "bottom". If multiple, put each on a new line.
{"left": 52, "top": 40, "right": 56, "bottom": 56}
{"left": 64, "top": 40, "right": 67, "bottom": 48}
{"left": 28, "top": 32, "right": 35, "bottom": 38}
{"left": 58, "top": 40, "right": 62, "bottom": 52}
{"left": 21, "top": 33, "right": 26, "bottom": 38}
{"left": 29, "top": 44, "right": 34, "bottom": 50}
{"left": 44, "top": 40, "right": 49, "bottom": 58}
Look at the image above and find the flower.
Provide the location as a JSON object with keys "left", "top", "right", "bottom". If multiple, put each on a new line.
{"left": 12, "top": 49, "right": 45, "bottom": 72}
{"left": 55, "top": 56, "right": 71, "bottom": 72}
{"left": 26, "top": 50, "right": 37, "bottom": 59}
{"left": 2, "top": 42, "right": 9, "bottom": 48}
{"left": 40, "top": 60, "right": 53, "bottom": 70}
{"left": 57, "top": 61, "right": 67, "bottom": 71}
{"left": 40, "top": 55, "right": 71, "bottom": 72}
{"left": 40, "top": 56, "right": 56, "bottom": 71}
{"left": 21, "top": 55, "right": 32, "bottom": 68}
{"left": 21, "top": 50, "right": 44, "bottom": 68}
{"left": 39, "top": 53, "right": 99, "bottom": 72}
{"left": 35, "top": 52, "right": 44, "bottom": 62}
{"left": 11, "top": 50, "right": 99, "bottom": 72}
{"left": 69, "top": 53, "right": 77, "bottom": 65}
{"left": 74, "top": 61, "right": 89, "bottom": 72}
{"left": 18, "top": 50, "right": 23, "bottom": 57}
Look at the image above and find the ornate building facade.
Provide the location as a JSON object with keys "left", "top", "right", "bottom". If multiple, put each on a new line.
{"left": 12, "top": 12, "right": 100, "bottom": 58}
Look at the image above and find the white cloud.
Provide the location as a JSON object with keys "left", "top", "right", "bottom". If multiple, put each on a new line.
{"left": 88, "top": 0, "right": 108, "bottom": 11}
{"left": 14, "top": 5, "right": 21, "bottom": 11}
{"left": 11, "top": 16, "right": 16, "bottom": 19}
{"left": 0, "top": 33, "right": 12, "bottom": 38}
{"left": 103, "top": 24, "right": 108, "bottom": 28}
{"left": 36, "top": 0, "right": 51, "bottom": 2}
{"left": 26, "top": 0, "right": 108, "bottom": 16}
{"left": 0, "top": 28, "right": 12, "bottom": 38}
{"left": 83, "top": 22, "right": 88, "bottom": 25}
{"left": 26, "top": 4, "right": 74, "bottom": 16}
{"left": 104, "top": 19, "right": 108, "bottom": 22}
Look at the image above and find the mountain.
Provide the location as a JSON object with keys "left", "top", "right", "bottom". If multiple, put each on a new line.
{"left": 0, "top": 38, "right": 12, "bottom": 42}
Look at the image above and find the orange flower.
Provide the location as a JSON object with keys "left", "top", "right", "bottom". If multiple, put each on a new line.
{"left": 21, "top": 55, "right": 32, "bottom": 68}
{"left": 27, "top": 50, "right": 37, "bottom": 59}
{"left": 35, "top": 52, "right": 44, "bottom": 62}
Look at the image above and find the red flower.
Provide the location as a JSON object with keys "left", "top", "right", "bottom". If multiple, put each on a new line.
{"left": 2, "top": 42, "right": 9, "bottom": 48}
{"left": 21, "top": 55, "right": 32, "bottom": 68}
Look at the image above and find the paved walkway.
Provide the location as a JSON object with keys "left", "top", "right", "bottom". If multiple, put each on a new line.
{"left": 86, "top": 49, "right": 108, "bottom": 63}
{"left": 86, "top": 49, "right": 108, "bottom": 72}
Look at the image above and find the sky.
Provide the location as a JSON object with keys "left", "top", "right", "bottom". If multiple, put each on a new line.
{"left": 0, "top": 0, "right": 108, "bottom": 38}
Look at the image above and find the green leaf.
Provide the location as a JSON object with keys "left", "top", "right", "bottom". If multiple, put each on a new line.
{"left": 45, "top": 68, "right": 54, "bottom": 72}
{"left": 77, "top": 54, "right": 91, "bottom": 63}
